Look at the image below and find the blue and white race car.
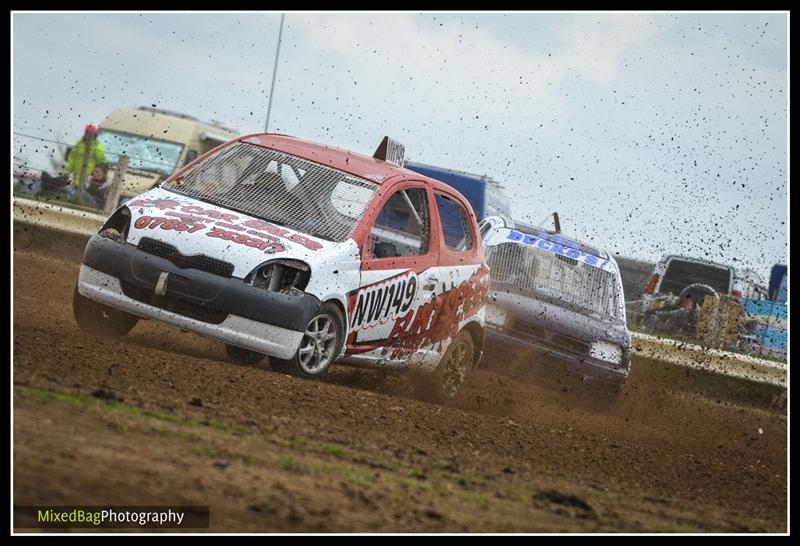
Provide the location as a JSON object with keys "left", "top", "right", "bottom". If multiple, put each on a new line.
{"left": 479, "top": 215, "right": 631, "bottom": 389}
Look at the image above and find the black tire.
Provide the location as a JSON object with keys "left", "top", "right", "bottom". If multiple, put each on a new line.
{"left": 415, "top": 331, "right": 474, "bottom": 403}
{"left": 269, "top": 303, "right": 345, "bottom": 379}
{"left": 678, "top": 282, "right": 718, "bottom": 302}
{"left": 224, "top": 344, "right": 266, "bottom": 366}
{"left": 73, "top": 285, "right": 138, "bottom": 338}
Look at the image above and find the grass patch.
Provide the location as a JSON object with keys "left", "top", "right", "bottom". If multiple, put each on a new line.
{"left": 106, "top": 419, "right": 127, "bottom": 433}
{"left": 16, "top": 386, "right": 86, "bottom": 406}
{"left": 319, "top": 442, "right": 351, "bottom": 459}
{"left": 457, "top": 492, "right": 492, "bottom": 509}
{"left": 437, "top": 470, "right": 471, "bottom": 488}
{"left": 632, "top": 356, "right": 784, "bottom": 408}
{"left": 15, "top": 385, "right": 256, "bottom": 435}
{"left": 288, "top": 436, "right": 308, "bottom": 452}
{"left": 273, "top": 454, "right": 311, "bottom": 475}
{"left": 192, "top": 446, "right": 223, "bottom": 459}
{"left": 271, "top": 452, "right": 379, "bottom": 484}
{"left": 317, "top": 462, "right": 377, "bottom": 484}
{"left": 203, "top": 418, "right": 251, "bottom": 436}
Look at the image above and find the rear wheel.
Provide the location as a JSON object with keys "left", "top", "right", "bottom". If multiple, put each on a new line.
{"left": 269, "top": 303, "right": 345, "bottom": 379}
{"left": 224, "top": 344, "right": 266, "bottom": 366}
{"left": 415, "top": 331, "right": 474, "bottom": 403}
{"left": 73, "top": 285, "right": 138, "bottom": 338}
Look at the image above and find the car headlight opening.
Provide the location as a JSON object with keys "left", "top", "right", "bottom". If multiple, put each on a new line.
{"left": 246, "top": 259, "right": 310, "bottom": 296}
{"left": 99, "top": 206, "right": 131, "bottom": 242}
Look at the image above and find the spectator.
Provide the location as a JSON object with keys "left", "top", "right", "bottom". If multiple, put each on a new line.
{"left": 644, "top": 294, "right": 697, "bottom": 335}
{"left": 85, "top": 163, "right": 111, "bottom": 210}
{"left": 682, "top": 294, "right": 699, "bottom": 332}
{"left": 64, "top": 124, "right": 106, "bottom": 199}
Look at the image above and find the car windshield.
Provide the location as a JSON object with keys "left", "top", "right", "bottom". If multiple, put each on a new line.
{"left": 487, "top": 241, "right": 623, "bottom": 320}
{"left": 660, "top": 259, "right": 732, "bottom": 295}
{"left": 96, "top": 129, "right": 183, "bottom": 176}
{"left": 163, "top": 141, "right": 378, "bottom": 242}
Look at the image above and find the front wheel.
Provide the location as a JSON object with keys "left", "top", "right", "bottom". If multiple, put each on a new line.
{"left": 269, "top": 303, "right": 345, "bottom": 379}
{"left": 415, "top": 331, "right": 474, "bottom": 403}
{"left": 73, "top": 285, "right": 138, "bottom": 338}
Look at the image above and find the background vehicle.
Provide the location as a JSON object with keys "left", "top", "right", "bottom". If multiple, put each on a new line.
{"left": 73, "top": 135, "right": 489, "bottom": 402}
{"left": 89, "top": 106, "right": 240, "bottom": 203}
{"left": 404, "top": 161, "right": 511, "bottom": 236}
{"left": 768, "top": 264, "right": 787, "bottom": 303}
{"left": 478, "top": 215, "right": 631, "bottom": 390}
{"left": 641, "top": 254, "right": 767, "bottom": 313}
{"left": 633, "top": 255, "right": 774, "bottom": 351}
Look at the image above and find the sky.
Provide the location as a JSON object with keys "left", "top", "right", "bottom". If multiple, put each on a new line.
{"left": 12, "top": 11, "right": 788, "bottom": 282}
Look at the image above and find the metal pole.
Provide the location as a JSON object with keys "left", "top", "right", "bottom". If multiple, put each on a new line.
{"left": 104, "top": 155, "right": 128, "bottom": 215}
{"left": 77, "top": 142, "right": 91, "bottom": 202}
{"left": 264, "top": 13, "right": 285, "bottom": 133}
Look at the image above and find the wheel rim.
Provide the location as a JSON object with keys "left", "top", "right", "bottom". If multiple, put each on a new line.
{"left": 297, "top": 315, "right": 338, "bottom": 374}
{"left": 441, "top": 341, "right": 470, "bottom": 399}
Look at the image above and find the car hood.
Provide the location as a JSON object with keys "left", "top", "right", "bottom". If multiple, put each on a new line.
{"left": 121, "top": 187, "right": 355, "bottom": 279}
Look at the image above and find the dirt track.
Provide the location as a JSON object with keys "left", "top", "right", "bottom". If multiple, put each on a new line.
{"left": 12, "top": 237, "right": 787, "bottom": 532}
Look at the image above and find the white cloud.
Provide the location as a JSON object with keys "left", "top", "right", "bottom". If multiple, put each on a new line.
{"left": 296, "top": 14, "right": 567, "bottom": 124}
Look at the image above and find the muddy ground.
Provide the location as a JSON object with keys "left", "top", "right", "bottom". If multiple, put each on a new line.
{"left": 12, "top": 228, "right": 787, "bottom": 532}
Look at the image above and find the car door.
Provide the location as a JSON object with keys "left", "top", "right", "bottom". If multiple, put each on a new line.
{"left": 346, "top": 181, "right": 442, "bottom": 368}
{"left": 430, "top": 190, "right": 489, "bottom": 349}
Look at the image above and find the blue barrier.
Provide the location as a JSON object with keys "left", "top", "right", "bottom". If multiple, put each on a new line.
{"left": 741, "top": 298, "right": 787, "bottom": 355}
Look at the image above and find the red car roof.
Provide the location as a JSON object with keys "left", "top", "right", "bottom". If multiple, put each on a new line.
{"left": 237, "top": 133, "right": 456, "bottom": 193}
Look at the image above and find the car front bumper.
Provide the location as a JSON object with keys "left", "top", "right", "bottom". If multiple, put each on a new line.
{"left": 76, "top": 234, "right": 321, "bottom": 359}
{"left": 485, "top": 323, "right": 630, "bottom": 384}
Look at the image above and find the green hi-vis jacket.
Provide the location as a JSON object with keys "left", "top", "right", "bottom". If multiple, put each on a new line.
{"left": 65, "top": 139, "right": 106, "bottom": 188}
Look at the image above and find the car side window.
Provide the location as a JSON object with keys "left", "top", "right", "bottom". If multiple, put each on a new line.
{"left": 371, "top": 188, "right": 430, "bottom": 258}
{"left": 435, "top": 193, "right": 474, "bottom": 251}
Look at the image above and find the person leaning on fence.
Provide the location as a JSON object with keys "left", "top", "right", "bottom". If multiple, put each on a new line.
{"left": 681, "top": 294, "right": 699, "bottom": 332}
{"left": 64, "top": 124, "right": 106, "bottom": 200}
{"left": 84, "top": 163, "right": 111, "bottom": 210}
{"left": 644, "top": 293, "right": 697, "bottom": 334}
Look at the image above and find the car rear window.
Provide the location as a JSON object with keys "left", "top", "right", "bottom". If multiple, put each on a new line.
{"left": 660, "top": 260, "right": 732, "bottom": 295}
{"left": 163, "top": 142, "right": 378, "bottom": 242}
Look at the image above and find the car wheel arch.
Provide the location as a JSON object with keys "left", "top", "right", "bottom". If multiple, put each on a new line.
{"left": 460, "top": 320, "right": 485, "bottom": 367}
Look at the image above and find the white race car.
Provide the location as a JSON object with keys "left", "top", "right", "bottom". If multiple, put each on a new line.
{"left": 479, "top": 215, "right": 631, "bottom": 389}
{"left": 74, "top": 135, "right": 489, "bottom": 401}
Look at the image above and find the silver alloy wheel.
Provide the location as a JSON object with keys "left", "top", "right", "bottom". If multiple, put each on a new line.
{"left": 297, "top": 315, "right": 338, "bottom": 374}
{"left": 441, "top": 340, "right": 470, "bottom": 399}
